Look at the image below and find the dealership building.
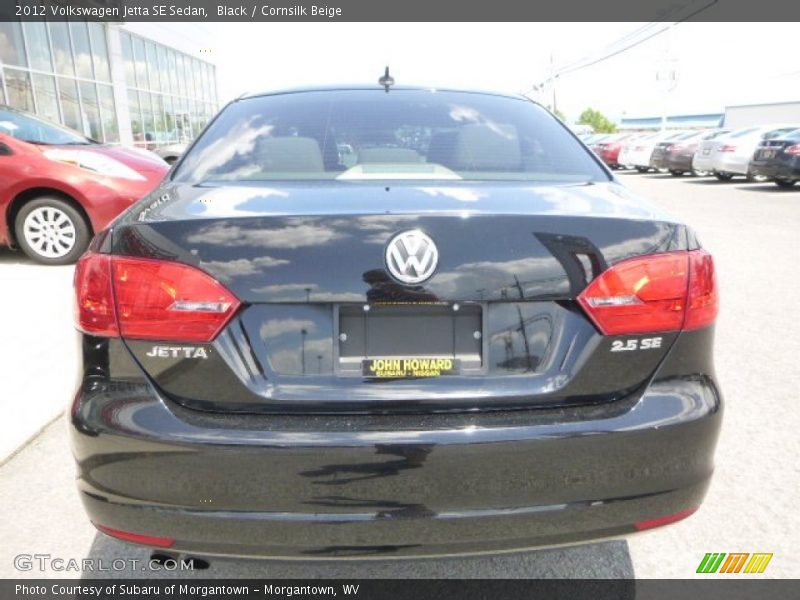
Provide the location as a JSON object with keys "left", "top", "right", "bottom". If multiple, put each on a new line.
{"left": 0, "top": 21, "right": 219, "bottom": 148}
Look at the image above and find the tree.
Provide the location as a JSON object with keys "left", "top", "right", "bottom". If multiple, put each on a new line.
{"left": 578, "top": 108, "right": 617, "bottom": 134}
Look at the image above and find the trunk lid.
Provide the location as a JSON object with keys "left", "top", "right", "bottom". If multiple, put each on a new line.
{"left": 113, "top": 181, "right": 688, "bottom": 414}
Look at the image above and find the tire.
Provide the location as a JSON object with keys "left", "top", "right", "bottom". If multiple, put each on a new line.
{"left": 714, "top": 173, "right": 734, "bottom": 181}
{"left": 635, "top": 166, "right": 649, "bottom": 173}
{"left": 669, "top": 170, "right": 684, "bottom": 176}
{"left": 164, "top": 156, "right": 178, "bottom": 165}
{"left": 14, "top": 196, "right": 91, "bottom": 265}
{"left": 775, "top": 179, "right": 797, "bottom": 188}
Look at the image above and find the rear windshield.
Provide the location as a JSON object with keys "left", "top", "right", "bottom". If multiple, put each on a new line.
{"left": 173, "top": 89, "right": 609, "bottom": 184}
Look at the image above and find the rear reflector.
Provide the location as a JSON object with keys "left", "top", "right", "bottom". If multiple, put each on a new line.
{"left": 719, "top": 145, "right": 736, "bottom": 152}
{"left": 634, "top": 507, "right": 698, "bottom": 531}
{"left": 578, "top": 249, "right": 718, "bottom": 335}
{"left": 94, "top": 523, "right": 175, "bottom": 548}
{"left": 75, "top": 253, "right": 241, "bottom": 342}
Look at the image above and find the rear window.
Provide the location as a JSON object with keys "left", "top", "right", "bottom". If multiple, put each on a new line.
{"left": 728, "top": 127, "right": 759, "bottom": 138}
{"left": 763, "top": 127, "right": 800, "bottom": 140}
{"left": 173, "top": 89, "right": 609, "bottom": 184}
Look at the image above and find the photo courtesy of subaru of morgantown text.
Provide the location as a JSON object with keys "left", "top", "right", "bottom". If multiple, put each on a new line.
{"left": 70, "top": 84, "right": 722, "bottom": 559}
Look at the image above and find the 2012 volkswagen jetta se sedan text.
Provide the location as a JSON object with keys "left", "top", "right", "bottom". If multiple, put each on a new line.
{"left": 71, "top": 85, "right": 722, "bottom": 559}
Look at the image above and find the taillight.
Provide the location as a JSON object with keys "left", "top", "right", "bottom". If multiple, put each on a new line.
{"left": 578, "top": 250, "right": 718, "bottom": 335}
{"left": 785, "top": 144, "right": 800, "bottom": 155}
{"left": 74, "top": 254, "right": 118, "bottom": 336}
{"left": 719, "top": 144, "right": 736, "bottom": 152}
{"left": 74, "top": 253, "right": 241, "bottom": 343}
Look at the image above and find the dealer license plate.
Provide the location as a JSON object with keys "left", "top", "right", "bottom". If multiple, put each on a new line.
{"left": 362, "top": 357, "right": 460, "bottom": 378}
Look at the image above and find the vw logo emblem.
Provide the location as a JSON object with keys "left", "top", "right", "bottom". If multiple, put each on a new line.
{"left": 385, "top": 230, "right": 439, "bottom": 284}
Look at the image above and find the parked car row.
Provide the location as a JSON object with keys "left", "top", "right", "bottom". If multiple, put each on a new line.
{"left": 583, "top": 125, "right": 800, "bottom": 189}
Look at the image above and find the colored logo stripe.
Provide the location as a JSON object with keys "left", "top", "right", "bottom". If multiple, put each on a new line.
{"left": 744, "top": 553, "right": 773, "bottom": 574}
{"left": 719, "top": 553, "right": 749, "bottom": 573}
{"left": 697, "top": 553, "right": 726, "bottom": 573}
{"left": 697, "top": 552, "right": 773, "bottom": 574}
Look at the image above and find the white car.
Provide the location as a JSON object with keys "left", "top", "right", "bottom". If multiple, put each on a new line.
{"left": 698, "top": 124, "right": 800, "bottom": 181}
{"left": 618, "top": 133, "right": 657, "bottom": 170}
{"left": 623, "top": 131, "right": 689, "bottom": 172}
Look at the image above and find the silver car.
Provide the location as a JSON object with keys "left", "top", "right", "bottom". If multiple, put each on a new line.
{"left": 696, "top": 124, "right": 800, "bottom": 181}
{"left": 153, "top": 143, "right": 188, "bottom": 164}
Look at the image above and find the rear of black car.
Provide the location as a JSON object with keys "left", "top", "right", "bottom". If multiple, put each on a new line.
{"left": 70, "top": 88, "right": 722, "bottom": 559}
{"left": 750, "top": 128, "right": 800, "bottom": 187}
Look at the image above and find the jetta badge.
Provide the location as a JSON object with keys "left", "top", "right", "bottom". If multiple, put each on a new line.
{"left": 385, "top": 229, "right": 439, "bottom": 284}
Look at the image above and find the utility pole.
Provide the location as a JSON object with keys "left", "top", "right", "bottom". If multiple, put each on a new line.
{"left": 656, "top": 24, "right": 679, "bottom": 132}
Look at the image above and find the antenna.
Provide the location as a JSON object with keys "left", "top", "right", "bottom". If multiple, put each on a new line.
{"left": 378, "top": 66, "right": 395, "bottom": 93}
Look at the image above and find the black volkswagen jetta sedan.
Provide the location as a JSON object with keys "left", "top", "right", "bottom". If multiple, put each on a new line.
{"left": 71, "top": 85, "right": 722, "bottom": 559}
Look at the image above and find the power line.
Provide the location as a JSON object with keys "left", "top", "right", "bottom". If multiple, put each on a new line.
{"left": 522, "top": 0, "right": 718, "bottom": 98}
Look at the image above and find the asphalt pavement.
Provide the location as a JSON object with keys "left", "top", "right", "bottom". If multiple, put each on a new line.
{"left": 0, "top": 172, "right": 797, "bottom": 578}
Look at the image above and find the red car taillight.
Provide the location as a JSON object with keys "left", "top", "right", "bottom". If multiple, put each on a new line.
{"left": 719, "top": 144, "right": 737, "bottom": 152}
{"left": 785, "top": 144, "right": 800, "bottom": 155}
{"left": 578, "top": 250, "right": 718, "bottom": 335}
{"left": 75, "top": 253, "right": 241, "bottom": 342}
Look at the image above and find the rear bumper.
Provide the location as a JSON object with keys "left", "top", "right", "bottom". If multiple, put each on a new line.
{"left": 749, "top": 160, "right": 800, "bottom": 181}
{"left": 71, "top": 375, "right": 722, "bottom": 559}
{"left": 650, "top": 155, "right": 671, "bottom": 170}
{"left": 692, "top": 153, "right": 715, "bottom": 172}
{"left": 667, "top": 154, "right": 694, "bottom": 172}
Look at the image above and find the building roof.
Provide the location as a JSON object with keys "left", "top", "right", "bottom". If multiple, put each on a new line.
{"left": 619, "top": 113, "right": 724, "bottom": 130}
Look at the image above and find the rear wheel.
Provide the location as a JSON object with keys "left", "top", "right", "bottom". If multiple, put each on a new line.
{"left": 14, "top": 196, "right": 91, "bottom": 265}
{"left": 775, "top": 179, "right": 797, "bottom": 188}
{"left": 669, "top": 170, "right": 684, "bottom": 176}
{"left": 635, "top": 166, "right": 649, "bottom": 173}
{"left": 714, "top": 173, "right": 734, "bottom": 181}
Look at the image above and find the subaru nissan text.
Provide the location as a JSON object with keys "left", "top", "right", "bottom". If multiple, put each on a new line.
{"left": 70, "top": 85, "right": 722, "bottom": 559}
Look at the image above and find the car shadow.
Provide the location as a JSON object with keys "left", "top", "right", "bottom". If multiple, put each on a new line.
{"left": 0, "top": 246, "right": 30, "bottom": 266}
{"left": 80, "top": 534, "right": 634, "bottom": 580}
{"left": 734, "top": 184, "right": 799, "bottom": 193}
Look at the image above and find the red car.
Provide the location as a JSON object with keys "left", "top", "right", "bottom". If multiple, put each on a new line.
{"left": 0, "top": 106, "right": 168, "bottom": 264}
{"left": 594, "top": 133, "right": 632, "bottom": 169}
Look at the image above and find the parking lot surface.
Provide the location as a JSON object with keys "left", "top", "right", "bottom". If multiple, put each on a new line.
{"left": 0, "top": 173, "right": 797, "bottom": 578}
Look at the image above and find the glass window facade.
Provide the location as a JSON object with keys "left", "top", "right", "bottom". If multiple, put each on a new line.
{"left": 0, "top": 23, "right": 218, "bottom": 147}
{"left": 120, "top": 30, "right": 217, "bottom": 148}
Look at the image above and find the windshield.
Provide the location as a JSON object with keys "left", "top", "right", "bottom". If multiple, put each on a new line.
{"left": 0, "top": 108, "right": 92, "bottom": 145}
{"left": 173, "top": 89, "right": 610, "bottom": 184}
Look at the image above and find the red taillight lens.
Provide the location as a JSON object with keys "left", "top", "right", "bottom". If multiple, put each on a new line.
{"left": 74, "top": 253, "right": 241, "bottom": 343}
{"left": 719, "top": 144, "right": 736, "bottom": 152}
{"left": 785, "top": 144, "right": 800, "bottom": 155}
{"left": 94, "top": 523, "right": 175, "bottom": 548}
{"left": 684, "top": 249, "right": 719, "bottom": 330}
{"left": 578, "top": 250, "right": 717, "bottom": 335}
{"left": 74, "top": 253, "right": 118, "bottom": 336}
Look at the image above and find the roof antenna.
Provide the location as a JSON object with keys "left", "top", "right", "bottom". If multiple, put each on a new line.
{"left": 378, "top": 66, "right": 394, "bottom": 93}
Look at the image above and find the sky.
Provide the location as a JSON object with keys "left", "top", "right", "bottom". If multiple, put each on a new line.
{"left": 146, "top": 22, "right": 800, "bottom": 124}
